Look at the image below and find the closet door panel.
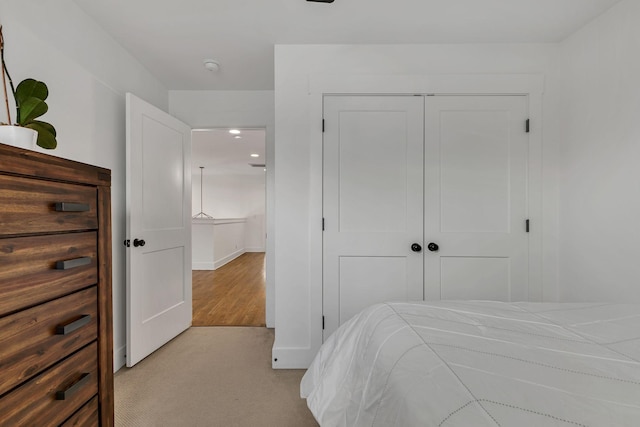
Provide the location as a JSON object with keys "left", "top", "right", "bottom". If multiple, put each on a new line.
{"left": 424, "top": 96, "right": 529, "bottom": 302}
{"left": 322, "top": 95, "right": 424, "bottom": 338}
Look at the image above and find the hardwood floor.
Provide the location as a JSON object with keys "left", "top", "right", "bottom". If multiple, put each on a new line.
{"left": 192, "top": 252, "right": 266, "bottom": 326}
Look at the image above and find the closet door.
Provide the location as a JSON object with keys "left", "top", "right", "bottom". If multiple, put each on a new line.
{"left": 424, "top": 96, "right": 529, "bottom": 301}
{"left": 322, "top": 96, "right": 424, "bottom": 339}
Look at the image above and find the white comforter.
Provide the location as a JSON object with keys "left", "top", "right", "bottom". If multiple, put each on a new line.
{"left": 301, "top": 301, "right": 640, "bottom": 427}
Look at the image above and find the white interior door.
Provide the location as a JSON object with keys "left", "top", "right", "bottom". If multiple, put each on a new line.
{"left": 126, "top": 93, "right": 192, "bottom": 367}
{"left": 424, "top": 95, "right": 529, "bottom": 301}
{"left": 322, "top": 96, "right": 424, "bottom": 339}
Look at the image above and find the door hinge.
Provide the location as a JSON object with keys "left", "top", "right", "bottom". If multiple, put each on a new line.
{"left": 526, "top": 119, "right": 530, "bottom": 133}
{"left": 322, "top": 316, "right": 325, "bottom": 330}
{"left": 322, "top": 119, "right": 325, "bottom": 133}
{"left": 526, "top": 219, "right": 530, "bottom": 233}
{"left": 322, "top": 218, "right": 325, "bottom": 231}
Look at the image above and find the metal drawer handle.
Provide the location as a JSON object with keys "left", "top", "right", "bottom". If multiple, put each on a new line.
{"left": 55, "top": 202, "right": 90, "bottom": 212}
{"left": 56, "top": 257, "right": 92, "bottom": 270}
{"left": 56, "top": 373, "right": 91, "bottom": 401}
{"left": 56, "top": 315, "right": 91, "bottom": 335}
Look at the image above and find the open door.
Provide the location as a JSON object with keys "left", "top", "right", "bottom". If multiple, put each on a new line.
{"left": 126, "top": 93, "right": 192, "bottom": 367}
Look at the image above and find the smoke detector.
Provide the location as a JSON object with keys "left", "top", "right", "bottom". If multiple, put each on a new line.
{"left": 203, "top": 59, "right": 220, "bottom": 72}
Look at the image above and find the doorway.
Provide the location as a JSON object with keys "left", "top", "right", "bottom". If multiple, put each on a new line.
{"left": 190, "top": 128, "right": 267, "bottom": 326}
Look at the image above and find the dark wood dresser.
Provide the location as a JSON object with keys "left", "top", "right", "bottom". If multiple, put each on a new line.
{"left": 0, "top": 143, "right": 114, "bottom": 426}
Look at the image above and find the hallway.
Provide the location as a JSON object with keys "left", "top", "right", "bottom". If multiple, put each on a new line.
{"left": 192, "top": 252, "right": 266, "bottom": 326}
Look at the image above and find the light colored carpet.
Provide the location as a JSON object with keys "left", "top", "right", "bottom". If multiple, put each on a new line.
{"left": 115, "top": 327, "right": 318, "bottom": 427}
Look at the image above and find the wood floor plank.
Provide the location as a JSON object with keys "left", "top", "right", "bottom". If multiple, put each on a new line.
{"left": 192, "top": 252, "right": 266, "bottom": 326}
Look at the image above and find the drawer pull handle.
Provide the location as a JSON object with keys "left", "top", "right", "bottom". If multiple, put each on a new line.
{"left": 56, "top": 373, "right": 91, "bottom": 400}
{"left": 56, "top": 257, "right": 92, "bottom": 270}
{"left": 56, "top": 315, "right": 91, "bottom": 335}
{"left": 55, "top": 202, "right": 90, "bottom": 212}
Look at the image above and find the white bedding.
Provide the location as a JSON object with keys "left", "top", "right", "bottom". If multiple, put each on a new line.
{"left": 301, "top": 301, "right": 640, "bottom": 426}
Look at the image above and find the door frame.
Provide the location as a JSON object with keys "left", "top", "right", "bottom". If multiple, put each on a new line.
{"left": 190, "top": 126, "right": 269, "bottom": 326}
{"left": 191, "top": 125, "right": 275, "bottom": 328}
{"left": 308, "top": 74, "right": 544, "bottom": 351}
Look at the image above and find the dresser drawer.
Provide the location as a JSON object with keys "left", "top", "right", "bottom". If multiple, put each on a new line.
{"left": 0, "top": 342, "right": 98, "bottom": 427}
{"left": 0, "top": 287, "right": 98, "bottom": 396}
{"left": 60, "top": 395, "right": 99, "bottom": 427}
{"left": 0, "top": 232, "right": 97, "bottom": 316}
{"left": 0, "top": 174, "right": 97, "bottom": 236}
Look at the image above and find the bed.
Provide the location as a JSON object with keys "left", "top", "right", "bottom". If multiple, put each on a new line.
{"left": 301, "top": 301, "right": 640, "bottom": 426}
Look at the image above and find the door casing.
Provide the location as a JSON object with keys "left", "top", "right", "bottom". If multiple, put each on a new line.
{"left": 302, "top": 74, "right": 544, "bottom": 364}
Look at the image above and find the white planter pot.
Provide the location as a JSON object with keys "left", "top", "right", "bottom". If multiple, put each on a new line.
{"left": 0, "top": 125, "right": 38, "bottom": 149}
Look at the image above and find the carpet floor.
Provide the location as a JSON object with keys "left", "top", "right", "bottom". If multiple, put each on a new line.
{"left": 115, "top": 327, "right": 319, "bottom": 427}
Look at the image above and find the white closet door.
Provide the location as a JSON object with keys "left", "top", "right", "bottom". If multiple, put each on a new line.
{"left": 424, "top": 95, "right": 529, "bottom": 301}
{"left": 322, "top": 96, "right": 425, "bottom": 339}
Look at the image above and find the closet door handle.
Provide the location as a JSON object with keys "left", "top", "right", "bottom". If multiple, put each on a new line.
{"left": 411, "top": 243, "right": 422, "bottom": 252}
{"left": 427, "top": 242, "right": 439, "bottom": 252}
{"left": 133, "top": 238, "right": 146, "bottom": 247}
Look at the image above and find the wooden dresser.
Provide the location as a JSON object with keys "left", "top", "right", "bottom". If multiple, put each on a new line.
{"left": 0, "top": 143, "right": 114, "bottom": 426}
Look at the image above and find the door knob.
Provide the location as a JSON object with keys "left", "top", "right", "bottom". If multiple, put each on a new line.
{"left": 427, "top": 242, "right": 439, "bottom": 252}
{"left": 411, "top": 243, "right": 422, "bottom": 252}
{"left": 133, "top": 238, "right": 146, "bottom": 247}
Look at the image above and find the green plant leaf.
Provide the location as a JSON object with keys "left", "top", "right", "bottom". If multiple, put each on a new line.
{"left": 18, "top": 97, "right": 48, "bottom": 124}
{"left": 25, "top": 122, "right": 57, "bottom": 149}
{"left": 29, "top": 120, "right": 56, "bottom": 136}
{"left": 15, "top": 79, "right": 48, "bottom": 104}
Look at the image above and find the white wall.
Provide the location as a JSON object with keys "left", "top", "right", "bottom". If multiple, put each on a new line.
{"left": 192, "top": 219, "right": 247, "bottom": 269}
{"left": 192, "top": 172, "right": 266, "bottom": 251}
{"left": 556, "top": 0, "right": 640, "bottom": 303}
{"left": 273, "top": 44, "right": 560, "bottom": 368}
{"left": 212, "top": 220, "right": 246, "bottom": 266}
{"left": 0, "top": 0, "right": 168, "bottom": 371}
{"left": 192, "top": 173, "right": 262, "bottom": 218}
{"left": 169, "top": 90, "right": 275, "bottom": 327}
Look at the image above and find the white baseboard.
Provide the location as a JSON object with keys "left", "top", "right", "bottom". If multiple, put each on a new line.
{"left": 114, "top": 345, "right": 126, "bottom": 372}
{"left": 192, "top": 261, "right": 215, "bottom": 270}
{"left": 245, "top": 247, "right": 265, "bottom": 253}
{"left": 213, "top": 249, "right": 245, "bottom": 270}
{"left": 271, "top": 345, "right": 316, "bottom": 369}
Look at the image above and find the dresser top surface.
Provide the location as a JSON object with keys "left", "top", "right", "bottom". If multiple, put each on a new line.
{"left": 0, "top": 143, "right": 111, "bottom": 186}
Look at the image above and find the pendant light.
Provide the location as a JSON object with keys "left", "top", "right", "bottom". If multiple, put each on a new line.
{"left": 192, "top": 166, "right": 213, "bottom": 219}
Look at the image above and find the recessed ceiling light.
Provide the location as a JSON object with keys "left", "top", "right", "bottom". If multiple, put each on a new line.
{"left": 234, "top": 136, "right": 242, "bottom": 139}
{"left": 250, "top": 154, "right": 259, "bottom": 158}
{"left": 229, "top": 129, "right": 241, "bottom": 134}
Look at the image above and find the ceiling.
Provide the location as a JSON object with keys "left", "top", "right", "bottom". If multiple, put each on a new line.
{"left": 73, "top": 0, "right": 621, "bottom": 91}
{"left": 192, "top": 128, "right": 266, "bottom": 176}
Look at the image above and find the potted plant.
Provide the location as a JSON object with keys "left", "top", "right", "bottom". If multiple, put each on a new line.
{"left": 0, "top": 25, "right": 57, "bottom": 149}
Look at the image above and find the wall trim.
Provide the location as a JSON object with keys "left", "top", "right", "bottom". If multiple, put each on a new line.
{"left": 295, "top": 72, "right": 546, "bottom": 369}
{"left": 309, "top": 73, "right": 545, "bottom": 96}
{"left": 192, "top": 261, "right": 215, "bottom": 270}
{"left": 245, "top": 247, "right": 265, "bottom": 253}
{"left": 271, "top": 346, "right": 316, "bottom": 369}
{"left": 214, "top": 218, "right": 247, "bottom": 225}
{"left": 114, "top": 345, "right": 126, "bottom": 372}
{"left": 213, "top": 248, "right": 245, "bottom": 270}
